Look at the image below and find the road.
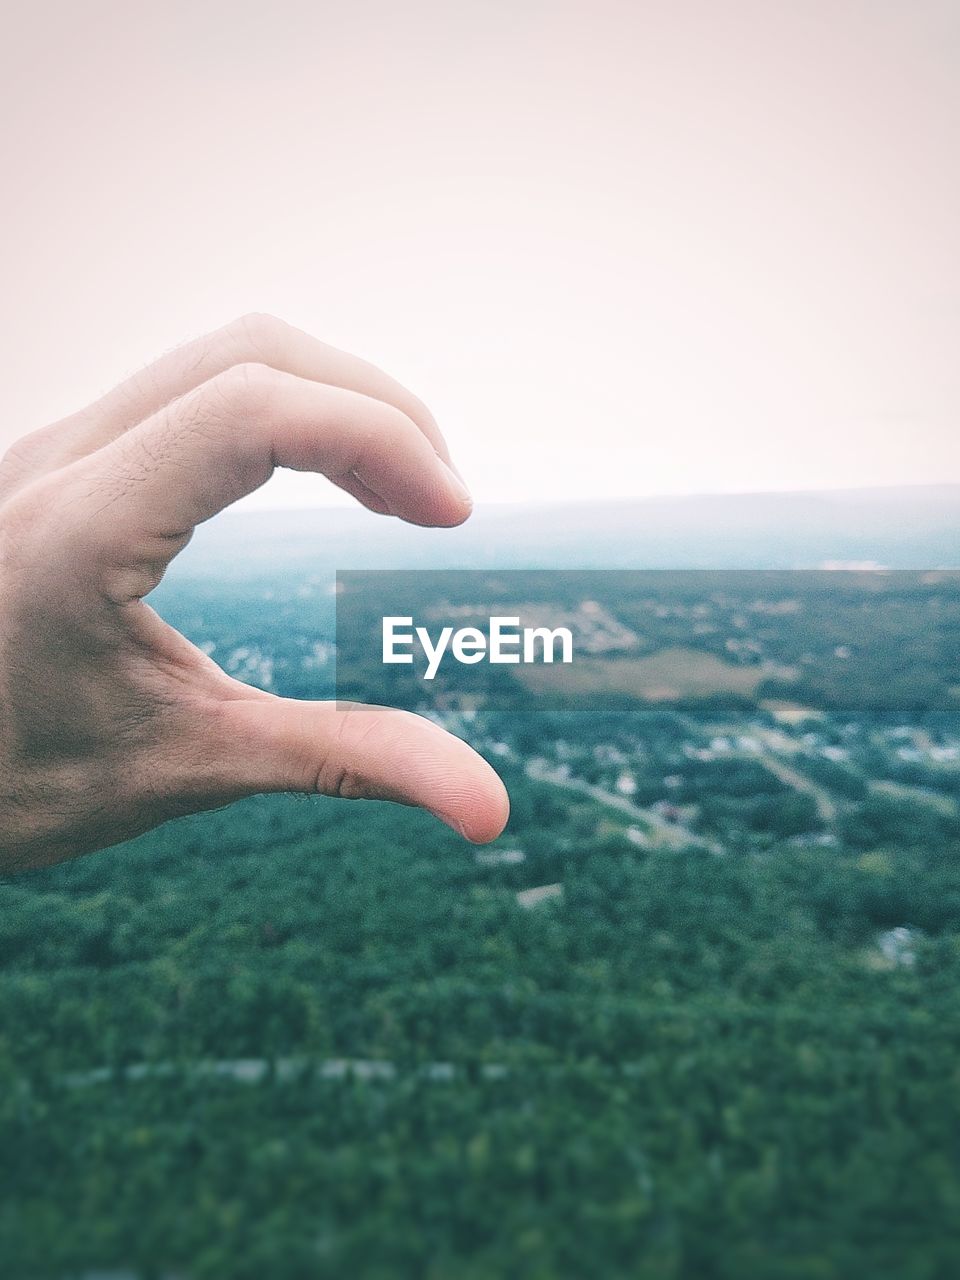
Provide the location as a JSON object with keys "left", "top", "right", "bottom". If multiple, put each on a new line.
{"left": 750, "top": 755, "right": 838, "bottom": 823}
{"left": 524, "top": 760, "right": 720, "bottom": 851}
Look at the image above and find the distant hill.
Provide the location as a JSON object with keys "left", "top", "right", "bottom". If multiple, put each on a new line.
{"left": 165, "top": 484, "right": 960, "bottom": 580}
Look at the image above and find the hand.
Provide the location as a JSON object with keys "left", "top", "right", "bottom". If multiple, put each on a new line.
{"left": 0, "top": 314, "right": 509, "bottom": 872}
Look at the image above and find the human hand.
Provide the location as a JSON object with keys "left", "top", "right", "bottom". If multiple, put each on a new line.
{"left": 0, "top": 314, "right": 509, "bottom": 872}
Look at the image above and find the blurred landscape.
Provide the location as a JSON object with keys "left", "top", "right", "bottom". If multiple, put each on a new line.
{"left": 166, "top": 484, "right": 960, "bottom": 577}
{"left": 3, "top": 486, "right": 960, "bottom": 1279}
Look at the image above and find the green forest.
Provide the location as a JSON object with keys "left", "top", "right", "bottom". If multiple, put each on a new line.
{"left": 2, "top": 571, "right": 960, "bottom": 1278}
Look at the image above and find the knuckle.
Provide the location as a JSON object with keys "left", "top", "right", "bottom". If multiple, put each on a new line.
{"left": 0, "top": 425, "right": 60, "bottom": 495}
{"left": 205, "top": 362, "right": 279, "bottom": 421}
{"left": 1, "top": 428, "right": 46, "bottom": 472}
{"left": 314, "top": 754, "right": 363, "bottom": 801}
{"left": 0, "top": 474, "right": 66, "bottom": 569}
{"left": 229, "top": 311, "right": 291, "bottom": 361}
{"left": 2, "top": 474, "right": 56, "bottom": 532}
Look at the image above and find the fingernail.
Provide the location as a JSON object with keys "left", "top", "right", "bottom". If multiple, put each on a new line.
{"left": 437, "top": 457, "right": 472, "bottom": 509}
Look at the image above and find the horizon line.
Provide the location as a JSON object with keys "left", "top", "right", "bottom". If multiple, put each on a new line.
{"left": 230, "top": 479, "right": 960, "bottom": 517}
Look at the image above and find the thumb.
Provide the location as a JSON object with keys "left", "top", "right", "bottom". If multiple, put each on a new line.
{"left": 210, "top": 697, "right": 510, "bottom": 844}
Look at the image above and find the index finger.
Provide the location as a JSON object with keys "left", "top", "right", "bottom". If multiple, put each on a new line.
{"left": 8, "top": 313, "right": 454, "bottom": 485}
{"left": 59, "top": 364, "right": 472, "bottom": 604}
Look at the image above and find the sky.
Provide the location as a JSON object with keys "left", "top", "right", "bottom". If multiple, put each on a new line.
{"left": 0, "top": 0, "right": 957, "bottom": 510}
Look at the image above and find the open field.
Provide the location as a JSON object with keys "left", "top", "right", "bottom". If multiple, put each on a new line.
{"left": 760, "top": 698, "right": 826, "bottom": 725}
{"left": 516, "top": 645, "right": 790, "bottom": 701}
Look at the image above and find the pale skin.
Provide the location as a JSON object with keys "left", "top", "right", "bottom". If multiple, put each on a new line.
{"left": 0, "top": 314, "right": 510, "bottom": 873}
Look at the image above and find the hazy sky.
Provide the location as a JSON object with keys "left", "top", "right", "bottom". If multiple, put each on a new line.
{"left": 1, "top": 0, "right": 957, "bottom": 509}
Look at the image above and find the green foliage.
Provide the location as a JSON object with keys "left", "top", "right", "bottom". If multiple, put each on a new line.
{"left": 2, "top": 783, "right": 960, "bottom": 1277}
{"left": 4, "top": 570, "right": 960, "bottom": 1275}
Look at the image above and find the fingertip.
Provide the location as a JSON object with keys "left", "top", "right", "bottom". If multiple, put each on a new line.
{"left": 401, "top": 499, "right": 472, "bottom": 529}
{"left": 358, "top": 454, "right": 473, "bottom": 528}
{"left": 435, "top": 766, "right": 510, "bottom": 844}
